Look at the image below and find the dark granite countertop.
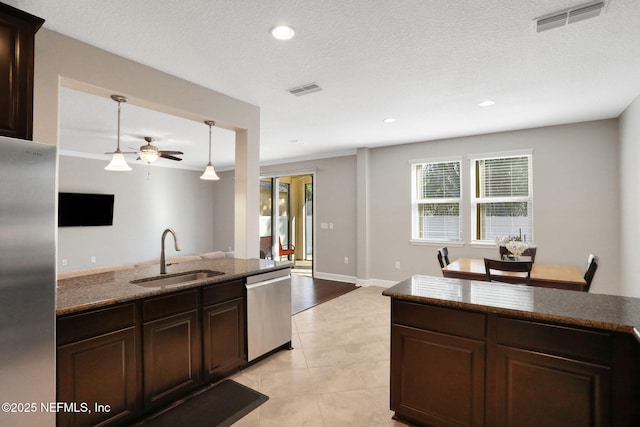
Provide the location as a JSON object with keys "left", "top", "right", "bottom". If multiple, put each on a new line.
{"left": 383, "top": 275, "right": 640, "bottom": 339}
{"left": 57, "top": 258, "right": 291, "bottom": 316}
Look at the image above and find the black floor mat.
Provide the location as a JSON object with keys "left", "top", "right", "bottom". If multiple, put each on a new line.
{"left": 138, "top": 380, "right": 268, "bottom": 427}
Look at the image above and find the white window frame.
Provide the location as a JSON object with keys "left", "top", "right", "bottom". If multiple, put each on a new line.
{"left": 410, "top": 157, "right": 463, "bottom": 245}
{"left": 468, "top": 149, "right": 533, "bottom": 245}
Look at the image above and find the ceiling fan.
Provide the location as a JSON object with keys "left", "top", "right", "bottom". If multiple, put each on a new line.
{"left": 135, "top": 136, "right": 183, "bottom": 163}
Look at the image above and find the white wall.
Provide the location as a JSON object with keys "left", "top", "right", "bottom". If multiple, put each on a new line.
{"left": 620, "top": 95, "right": 640, "bottom": 297}
{"left": 58, "top": 156, "right": 216, "bottom": 272}
{"left": 365, "top": 120, "right": 620, "bottom": 294}
{"left": 211, "top": 169, "right": 236, "bottom": 253}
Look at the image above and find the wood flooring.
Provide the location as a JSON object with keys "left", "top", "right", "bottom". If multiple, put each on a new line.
{"left": 291, "top": 274, "right": 358, "bottom": 314}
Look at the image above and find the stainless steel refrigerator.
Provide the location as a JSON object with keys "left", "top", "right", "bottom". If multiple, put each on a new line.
{"left": 0, "top": 136, "right": 56, "bottom": 426}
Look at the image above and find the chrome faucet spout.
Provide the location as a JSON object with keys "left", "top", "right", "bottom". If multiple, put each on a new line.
{"left": 160, "top": 228, "right": 181, "bottom": 274}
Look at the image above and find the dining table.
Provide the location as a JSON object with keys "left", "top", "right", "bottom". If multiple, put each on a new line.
{"left": 442, "top": 257, "right": 587, "bottom": 291}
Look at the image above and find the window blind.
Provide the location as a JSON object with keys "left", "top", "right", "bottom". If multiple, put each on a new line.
{"left": 412, "top": 160, "right": 462, "bottom": 241}
{"left": 473, "top": 155, "right": 533, "bottom": 242}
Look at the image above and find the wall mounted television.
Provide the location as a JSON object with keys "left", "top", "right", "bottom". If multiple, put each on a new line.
{"left": 58, "top": 192, "right": 115, "bottom": 227}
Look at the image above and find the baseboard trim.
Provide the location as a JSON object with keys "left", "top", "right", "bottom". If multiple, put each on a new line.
{"left": 355, "top": 278, "right": 398, "bottom": 288}
{"left": 313, "top": 272, "right": 357, "bottom": 284}
{"left": 313, "top": 271, "right": 399, "bottom": 288}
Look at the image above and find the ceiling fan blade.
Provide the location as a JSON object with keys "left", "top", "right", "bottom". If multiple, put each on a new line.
{"left": 160, "top": 150, "right": 184, "bottom": 155}
{"left": 160, "top": 153, "right": 183, "bottom": 161}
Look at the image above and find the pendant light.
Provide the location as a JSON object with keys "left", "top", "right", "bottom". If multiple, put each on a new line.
{"left": 200, "top": 120, "right": 220, "bottom": 180}
{"left": 105, "top": 95, "right": 132, "bottom": 171}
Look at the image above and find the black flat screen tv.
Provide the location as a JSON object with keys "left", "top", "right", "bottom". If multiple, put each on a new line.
{"left": 58, "top": 192, "right": 115, "bottom": 227}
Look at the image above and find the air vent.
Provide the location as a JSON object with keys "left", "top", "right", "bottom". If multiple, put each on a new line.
{"left": 535, "top": 1, "right": 606, "bottom": 32}
{"left": 287, "top": 83, "right": 322, "bottom": 96}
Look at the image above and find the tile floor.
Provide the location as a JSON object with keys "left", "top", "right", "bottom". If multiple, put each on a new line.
{"left": 231, "top": 286, "right": 406, "bottom": 427}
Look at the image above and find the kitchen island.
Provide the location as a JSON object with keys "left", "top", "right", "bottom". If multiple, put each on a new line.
{"left": 56, "top": 258, "right": 290, "bottom": 426}
{"left": 383, "top": 275, "right": 640, "bottom": 427}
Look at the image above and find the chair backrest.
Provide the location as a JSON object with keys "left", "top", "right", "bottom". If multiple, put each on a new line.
{"left": 584, "top": 254, "right": 599, "bottom": 292}
{"left": 484, "top": 258, "right": 533, "bottom": 285}
{"left": 498, "top": 245, "right": 537, "bottom": 262}
{"left": 437, "top": 247, "right": 450, "bottom": 269}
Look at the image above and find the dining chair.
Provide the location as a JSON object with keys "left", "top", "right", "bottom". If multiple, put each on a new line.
{"left": 484, "top": 258, "right": 533, "bottom": 285}
{"left": 584, "top": 254, "right": 599, "bottom": 292}
{"left": 498, "top": 245, "right": 537, "bottom": 262}
{"left": 437, "top": 247, "right": 450, "bottom": 269}
{"left": 278, "top": 237, "right": 295, "bottom": 260}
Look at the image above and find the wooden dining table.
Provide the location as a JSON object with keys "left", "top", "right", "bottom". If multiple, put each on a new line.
{"left": 442, "top": 257, "right": 587, "bottom": 291}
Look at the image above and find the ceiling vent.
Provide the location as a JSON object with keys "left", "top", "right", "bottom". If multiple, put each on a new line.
{"left": 535, "top": 1, "right": 607, "bottom": 32}
{"left": 287, "top": 83, "right": 322, "bottom": 96}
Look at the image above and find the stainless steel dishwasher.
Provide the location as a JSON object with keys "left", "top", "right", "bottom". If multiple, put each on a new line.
{"left": 245, "top": 268, "right": 292, "bottom": 361}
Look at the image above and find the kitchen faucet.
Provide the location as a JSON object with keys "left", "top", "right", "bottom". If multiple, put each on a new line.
{"left": 160, "top": 228, "right": 181, "bottom": 274}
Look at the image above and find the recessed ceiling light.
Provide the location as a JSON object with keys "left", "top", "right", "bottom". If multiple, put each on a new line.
{"left": 271, "top": 25, "right": 295, "bottom": 40}
{"left": 383, "top": 118, "right": 397, "bottom": 123}
{"left": 478, "top": 100, "right": 496, "bottom": 107}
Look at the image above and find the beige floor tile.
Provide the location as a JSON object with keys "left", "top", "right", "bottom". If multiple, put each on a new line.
{"left": 302, "top": 345, "right": 353, "bottom": 368}
{"left": 298, "top": 330, "right": 342, "bottom": 349}
{"left": 317, "top": 389, "right": 391, "bottom": 427}
{"left": 258, "top": 347, "right": 308, "bottom": 373}
{"left": 259, "top": 368, "right": 315, "bottom": 398}
{"left": 258, "top": 394, "right": 325, "bottom": 427}
{"left": 354, "top": 360, "right": 391, "bottom": 388}
{"left": 309, "top": 365, "right": 368, "bottom": 393}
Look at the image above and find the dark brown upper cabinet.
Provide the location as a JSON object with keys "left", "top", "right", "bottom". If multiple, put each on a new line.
{"left": 0, "top": 3, "right": 44, "bottom": 140}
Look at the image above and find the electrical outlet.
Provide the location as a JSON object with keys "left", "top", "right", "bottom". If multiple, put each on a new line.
{"left": 90, "top": 256, "right": 97, "bottom": 264}
{"left": 61, "top": 259, "right": 68, "bottom": 266}
{"left": 329, "top": 223, "right": 334, "bottom": 229}
{"left": 395, "top": 261, "right": 401, "bottom": 269}
{"left": 344, "top": 257, "right": 349, "bottom": 264}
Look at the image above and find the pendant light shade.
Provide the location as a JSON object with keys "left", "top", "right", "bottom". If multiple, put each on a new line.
{"left": 200, "top": 120, "right": 220, "bottom": 181}
{"left": 105, "top": 151, "right": 132, "bottom": 171}
{"left": 105, "top": 95, "right": 132, "bottom": 171}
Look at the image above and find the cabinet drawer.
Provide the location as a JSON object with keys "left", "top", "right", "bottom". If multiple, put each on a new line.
{"left": 57, "top": 303, "right": 136, "bottom": 346}
{"left": 203, "top": 280, "right": 244, "bottom": 306}
{"left": 143, "top": 290, "right": 199, "bottom": 322}
{"left": 392, "top": 299, "right": 486, "bottom": 340}
{"left": 497, "top": 317, "right": 612, "bottom": 365}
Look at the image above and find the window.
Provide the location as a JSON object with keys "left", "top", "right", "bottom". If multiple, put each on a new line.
{"left": 411, "top": 159, "right": 462, "bottom": 242}
{"left": 470, "top": 151, "right": 533, "bottom": 243}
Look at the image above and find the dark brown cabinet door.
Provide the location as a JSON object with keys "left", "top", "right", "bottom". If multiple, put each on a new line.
{"left": 57, "top": 327, "right": 138, "bottom": 427}
{"left": 0, "top": 4, "right": 43, "bottom": 140}
{"left": 143, "top": 309, "right": 201, "bottom": 408}
{"left": 494, "top": 345, "right": 611, "bottom": 427}
{"left": 391, "top": 324, "right": 486, "bottom": 427}
{"left": 203, "top": 297, "right": 245, "bottom": 382}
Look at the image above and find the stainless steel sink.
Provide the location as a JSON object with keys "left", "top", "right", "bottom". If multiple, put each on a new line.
{"left": 131, "top": 270, "right": 224, "bottom": 288}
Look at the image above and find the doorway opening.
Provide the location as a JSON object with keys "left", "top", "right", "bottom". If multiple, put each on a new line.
{"left": 259, "top": 173, "right": 314, "bottom": 276}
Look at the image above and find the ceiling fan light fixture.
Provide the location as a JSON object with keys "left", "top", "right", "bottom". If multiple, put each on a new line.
{"left": 139, "top": 150, "right": 159, "bottom": 163}
{"left": 139, "top": 138, "right": 160, "bottom": 163}
{"left": 201, "top": 120, "right": 220, "bottom": 181}
{"left": 105, "top": 150, "right": 132, "bottom": 171}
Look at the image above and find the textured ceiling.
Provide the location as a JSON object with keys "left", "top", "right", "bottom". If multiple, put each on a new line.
{"left": 7, "top": 0, "right": 640, "bottom": 170}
